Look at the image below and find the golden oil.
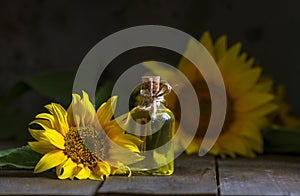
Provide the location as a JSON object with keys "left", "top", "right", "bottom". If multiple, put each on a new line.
{"left": 126, "top": 76, "right": 175, "bottom": 175}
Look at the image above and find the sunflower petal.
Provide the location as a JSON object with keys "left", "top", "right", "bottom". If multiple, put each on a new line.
{"left": 214, "top": 35, "right": 227, "bottom": 60}
{"left": 108, "top": 147, "right": 144, "bottom": 166}
{"left": 56, "top": 158, "right": 78, "bottom": 180}
{"left": 70, "top": 93, "right": 82, "bottom": 127}
{"left": 35, "top": 113, "right": 55, "bottom": 128}
{"left": 219, "top": 133, "right": 254, "bottom": 157}
{"left": 230, "top": 67, "right": 262, "bottom": 98}
{"left": 234, "top": 93, "right": 274, "bottom": 112}
{"left": 34, "top": 150, "right": 67, "bottom": 173}
{"left": 42, "top": 128, "right": 65, "bottom": 149}
{"left": 237, "top": 103, "right": 278, "bottom": 120}
{"left": 81, "top": 91, "right": 97, "bottom": 126}
{"left": 66, "top": 102, "right": 75, "bottom": 127}
{"left": 227, "top": 42, "right": 242, "bottom": 58}
{"left": 208, "top": 144, "right": 220, "bottom": 156}
{"left": 218, "top": 42, "right": 242, "bottom": 74}
{"left": 200, "top": 31, "right": 216, "bottom": 60}
{"left": 29, "top": 119, "right": 53, "bottom": 130}
{"left": 185, "top": 138, "right": 201, "bottom": 155}
{"left": 252, "top": 79, "right": 273, "bottom": 93}
{"left": 244, "top": 138, "right": 263, "bottom": 153}
{"left": 97, "top": 96, "right": 117, "bottom": 126}
{"left": 113, "top": 141, "right": 140, "bottom": 153}
{"left": 111, "top": 163, "right": 131, "bottom": 176}
{"left": 245, "top": 57, "right": 255, "bottom": 68}
{"left": 177, "top": 39, "right": 202, "bottom": 84}
{"left": 239, "top": 52, "right": 247, "bottom": 62}
{"left": 114, "top": 134, "right": 143, "bottom": 149}
{"left": 174, "top": 33, "right": 278, "bottom": 158}
{"left": 229, "top": 121, "right": 262, "bottom": 144}
{"left": 51, "top": 103, "right": 69, "bottom": 136}
{"left": 105, "top": 120, "right": 126, "bottom": 136}
{"left": 29, "top": 128, "right": 47, "bottom": 141}
{"left": 28, "top": 141, "right": 56, "bottom": 154}
{"left": 91, "top": 161, "right": 111, "bottom": 180}
{"left": 76, "top": 164, "right": 91, "bottom": 180}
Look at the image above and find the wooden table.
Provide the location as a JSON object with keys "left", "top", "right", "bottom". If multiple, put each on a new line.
{"left": 1, "top": 142, "right": 300, "bottom": 196}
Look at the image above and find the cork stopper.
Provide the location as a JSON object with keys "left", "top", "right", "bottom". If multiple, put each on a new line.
{"left": 141, "top": 76, "right": 160, "bottom": 94}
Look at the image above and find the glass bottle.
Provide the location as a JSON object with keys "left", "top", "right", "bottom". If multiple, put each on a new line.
{"left": 126, "top": 76, "right": 175, "bottom": 175}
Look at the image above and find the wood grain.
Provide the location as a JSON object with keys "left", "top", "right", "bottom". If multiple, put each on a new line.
{"left": 0, "top": 176, "right": 102, "bottom": 196}
{"left": 2, "top": 140, "right": 300, "bottom": 196}
{"left": 98, "top": 154, "right": 218, "bottom": 195}
{"left": 218, "top": 155, "right": 300, "bottom": 196}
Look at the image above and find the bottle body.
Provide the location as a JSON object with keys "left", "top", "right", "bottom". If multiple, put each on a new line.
{"left": 128, "top": 102, "right": 175, "bottom": 175}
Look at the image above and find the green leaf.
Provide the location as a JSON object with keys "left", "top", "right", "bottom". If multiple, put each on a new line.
{"left": 23, "top": 68, "right": 76, "bottom": 106}
{"left": 0, "top": 68, "right": 114, "bottom": 140}
{"left": 3, "top": 68, "right": 113, "bottom": 107}
{"left": 1, "top": 68, "right": 115, "bottom": 107}
{"left": 0, "top": 69, "right": 76, "bottom": 139}
{"left": 263, "top": 127, "right": 300, "bottom": 154}
{"left": 0, "top": 148, "right": 17, "bottom": 157}
{"left": 0, "top": 145, "right": 42, "bottom": 169}
{"left": 0, "top": 81, "right": 30, "bottom": 105}
{"left": 0, "top": 68, "right": 76, "bottom": 107}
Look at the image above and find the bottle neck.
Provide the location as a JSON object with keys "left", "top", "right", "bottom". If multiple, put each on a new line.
{"left": 139, "top": 91, "right": 164, "bottom": 108}
{"left": 138, "top": 80, "right": 171, "bottom": 109}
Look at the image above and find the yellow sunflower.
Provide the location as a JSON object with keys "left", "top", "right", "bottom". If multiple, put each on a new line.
{"left": 28, "top": 91, "right": 143, "bottom": 180}
{"left": 144, "top": 31, "right": 278, "bottom": 158}
{"left": 272, "top": 84, "right": 300, "bottom": 128}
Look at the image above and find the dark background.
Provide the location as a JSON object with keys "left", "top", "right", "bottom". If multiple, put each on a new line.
{"left": 1, "top": 0, "right": 300, "bottom": 125}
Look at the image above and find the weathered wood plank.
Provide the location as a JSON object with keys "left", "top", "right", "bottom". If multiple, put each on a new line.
{"left": 0, "top": 169, "right": 55, "bottom": 178}
{"left": 98, "top": 154, "right": 217, "bottom": 195}
{"left": 0, "top": 141, "right": 102, "bottom": 196}
{"left": 0, "top": 175, "right": 102, "bottom": 196}
{"left": 218, "top": 155, "right": 300, "bottom": 196}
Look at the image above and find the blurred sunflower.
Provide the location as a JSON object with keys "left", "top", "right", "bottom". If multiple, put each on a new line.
{"left": 272, "top": 84, "right": 300, "bottom": 128}
{"left": 28, "top": 91, "right": 143, "bottom": 180}
{"left": 144, "top": 31, "right": 278, "bottom": 158}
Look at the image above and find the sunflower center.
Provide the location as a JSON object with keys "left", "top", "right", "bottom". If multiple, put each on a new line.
{"left": 175, "top": 79, "right": 234, "bottom": 138}
{"left": 64, "top": 127, "right": 105, "bottom": 167}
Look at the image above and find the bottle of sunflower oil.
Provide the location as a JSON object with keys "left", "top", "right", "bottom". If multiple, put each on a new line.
{"left": 126, "top": 76, "right": 175, "bottom": 175}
